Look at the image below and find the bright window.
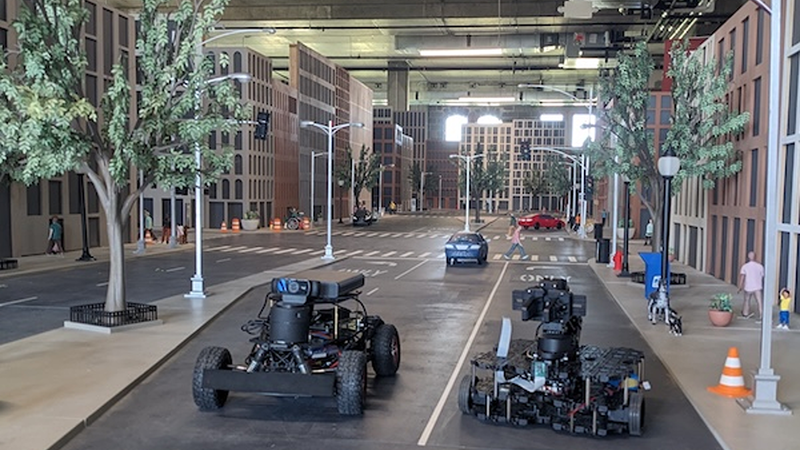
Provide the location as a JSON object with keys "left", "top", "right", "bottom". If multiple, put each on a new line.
{"left": 477, "top": 115, "right": 502, "bottom": 124}
{"left": 571, "top": 113, "right": 596, "bottom": 146}
{"left": 445, "top": 115, "right": 468, "bottom": 142}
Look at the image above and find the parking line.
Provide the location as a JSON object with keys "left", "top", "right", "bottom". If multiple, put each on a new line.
{"left": 365, "top": 250, "right": 381, "bottom": 257}
{"left": 419, "top": 251, "right": 431, "bottom": 258}
{"left": 418, "top": 263, "right": 509, "bottom": 446}
{"left": 0, "top": 296, "right": 38, "bottom": 307}
{"left": 400, "top": 251, "right": 414, "bottom": 258}
{"left": 550, "top": 255, "right": 558, "bottom": 262}
{"left": 256, "top": 247, "right": 281, "bottom": 254}
{"left": 394, "top": 260, "right": 427, "bottom": 280}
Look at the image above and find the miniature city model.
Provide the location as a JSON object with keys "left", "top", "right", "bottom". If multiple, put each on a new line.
{"left": 458, "top": 278, "right": 646, "bottom": 436}
{"left": 192, "top": 270, "right": 400, "bottom": 415}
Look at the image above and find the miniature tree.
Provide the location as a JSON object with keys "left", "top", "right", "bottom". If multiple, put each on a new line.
{"left": 336, "top": 145, "right": 380, "bottom": 208}
{"left": 0, "top": 0, "right": 247, "bottom": 312}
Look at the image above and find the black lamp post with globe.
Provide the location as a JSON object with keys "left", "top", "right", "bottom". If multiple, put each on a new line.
{"left": 337, "top": 178, "right": 345, "bottom": 224}
{"left": 657, "top": 148, "right": 681, "bottom": 300}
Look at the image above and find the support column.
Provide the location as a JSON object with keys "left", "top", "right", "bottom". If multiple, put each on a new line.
{"left": 387, "top": 61, "right": 410, "bottom": 111}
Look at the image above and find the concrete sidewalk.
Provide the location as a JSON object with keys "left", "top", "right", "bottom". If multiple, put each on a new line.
{"left": 590, "top": 251, "right": 797, "bottom": 450}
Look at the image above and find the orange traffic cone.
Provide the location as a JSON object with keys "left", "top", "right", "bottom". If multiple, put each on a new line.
{"left": 220, "top": 221, "right": 228, "bottom": 233}
{"left": 708, "top": 347, "right": 752, "bottom": 398}
{"left": 272, "top": 217, "right": 282, "bottom": 231}
{"left": 231, "top": 218, "right": 241, "bottom": 233}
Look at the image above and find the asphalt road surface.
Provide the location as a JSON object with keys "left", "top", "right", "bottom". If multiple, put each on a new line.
{"left": 57, "top": 214, "right": 721, "bottom": 450}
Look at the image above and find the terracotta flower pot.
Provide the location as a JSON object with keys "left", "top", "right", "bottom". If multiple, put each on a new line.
{"left": 708, "top": 310, "right": 733, "bottom": 327}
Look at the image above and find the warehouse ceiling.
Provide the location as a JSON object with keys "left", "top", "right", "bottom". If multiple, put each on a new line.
{"left": 113, "top": 0, "right": 747, "bottom": 105}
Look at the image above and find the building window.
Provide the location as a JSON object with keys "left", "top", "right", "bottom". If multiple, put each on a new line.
{"left": 69, "top": 172, "right": 81, "bottom": 214}
{"left": 717, "top": 38, "right": 725, "bottom": 74}
{"left": 222, "top": 180, "right": 230, "bottom": 199}
{"left": 791, "top": 56, "right": 800, "bottom": 136}
{"left": 27, "top": 183, "right": 41, "bottom": 216}
{"left": 750, "top": 149, "right": 759, "bottom": 207}
{"left": 235, "top": 180, "right": 243, "bottom": 199}
{"left": 233, "top": 52, "right": 242, "bottom": 73}
{"left": 753, "top": 77, "right": 762, "bottom": 136}
{"left": 234, "top": 154, "right": 243, "bottom": 175}
{"left": 209, "top": 182, "right": 217, "bottom": 199}
{"left": 756, "top": 8, "right": 764, "bottom": 65}
{"left": 782, "top": 144, "right": 795, "bottom": 224}
{"left": 794, "top": 0, "right": 800, "bottom": 46}
{"left": 742, "top": 17, "right": 749, "bottom": 73}
{"left": 48, "top": 180, "right": 63, "bottom": 215}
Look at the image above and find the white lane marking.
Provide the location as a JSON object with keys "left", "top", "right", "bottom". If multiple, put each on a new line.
{"left": 403, "top": 233, "right": 414, "bottom": 238}
{"left": 559, "top": 237, "right": 565, "bottom": 241}
{"left": 365, "top": 250, "right": 381, "bottom": 257}
{"left": 346, "top": 250, "right": 364, "bottom": 257}
{"left": 366, "top": 287, "right": 380, "bottom": 296}
{"left": 493, "top": 254, "right": 502, "bottom": 260}
{"left": 512, "top": 254, "right": 520, "bottom": 260}
{"left": 391, "top": 233, "right": 404, "bottom": 238}
{"left": 436, "top": 254, "right": 445, "bottom": 259}
{"left": 221, "top": 246, "right": 247, "bottom": 253}
{"left": 165, "top": 266, "right": 185, "bottom": 273}
{"left": 96, "top": 281, "right": 109, "bottom": 287}
{"left": 354, "top": 232, "right": 366, "bottom": 237}
{"left": 532, "top": 237, "right": 539, "bottom": 241}
{"left": 292, "top": 249, "right": 312, "bottom": 255}
{"left": 332, "top": 231, "right": 344, "bottom": 236}
{"left": 531, "top": 255, "right": 539, "bottom": 262}
{"left": 378, "top": 233, "right": 392, "bottom": 238}
{"left": 394, "top": 260, "right": 427, "bottom": 280}
{"left": 342, "top": 232, "right": 355, "bottom": 236}
{"left": 206, "top": 245, "right": 230, "bottom": 251}
{"left": 273, "top": 248, "right": 297, "bottom": 254}
{"left": 417, "top": 234, "right": 428, "bottom": 238}
{"left": 550, "top": 255, "right": 558, "bottom": 262}
{"left": 400, "top": 251, "right": 414, "bottom": 258}
{"left": 256, "top": 247, "right": 281, "bottom": 254}
{"left": 419, "top": 252, "right": 431, "bottom": 258}
{"left": 216, "top": 258, "right": 231, "bottom": 263}
{"left": 417, "top": 262, "right": 509, "bottom": 446}
{"left": 382, "top": 251, "right": 397, "bottom": 257}
{"left": 238, "top": 247, "right": 262, "bottom": 253}
{"left": 429, "top": 234, "right": 439, "bottom": 239}
{"left": 0, "top": 296, "right": 38, "bottom": 307}
{"left": 310, "top": 249, "right": 325, "bottom": 256}
{"left": 568, "top": 256, "right": 577, "bottom": 262}
{"left": 545, "top": 237, "right": 552, "bottom": 241}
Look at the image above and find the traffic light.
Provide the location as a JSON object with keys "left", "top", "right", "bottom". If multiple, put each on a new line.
{"left": 520, "top": 140, "right": 532, "bottom": 161}
{"left": 254, "top": 111, "right": 270, "bottom": 140}
{"left": 586, "top": 175, "right": 594, "bottom": 196}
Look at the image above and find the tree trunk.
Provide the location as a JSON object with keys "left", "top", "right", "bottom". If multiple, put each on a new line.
{"left": 474, "top": 201, "right": 482, "bottom": 223}
{"left": 104, "top": 197, "right": 127, "bottom": 312}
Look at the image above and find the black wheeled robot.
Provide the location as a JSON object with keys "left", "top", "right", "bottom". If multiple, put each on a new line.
{"left": 192, "top": 270, "right": 400, "bottom": 415}
{"left": 458, "top": 278, "right": 647, "bottom": 436}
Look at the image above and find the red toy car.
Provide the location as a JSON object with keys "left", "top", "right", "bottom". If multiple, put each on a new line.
{"left": 518, "top": 213, "right": 565, "bottom": 230}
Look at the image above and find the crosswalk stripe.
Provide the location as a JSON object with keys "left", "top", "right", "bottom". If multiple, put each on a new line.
{"left": 206, "top": 245, "right": 230, "bottom": 251}
{"left": 419, "top": 252, "right": 431, "bottom": 258}
{"left": 378, "top": 233, "right": 392, "bottom": 238}
{"left": 256, "top": 247, "right": 281, "bottom": 254}
{"left": 436, "top": 253, "right": 445, "bottom": 259}
{"left": 342, "top": 232, "right": 355, "bottom": 236}
{"left": 273, "top": 248, "right": 297, "bottom": 254}
{"left": 512, "top": 254, "right": 520, "bottom": 260}
{"left": 530, "top": 255, "right": 539, "bottom": 261}
{"left": 403, "top": 233, "right": 414, "bottom": 238}
{"left": 292, "top": 249, "right": 312, "bottom": 255}
{"left": 238, "top": 247, "right": 262, "bottom": 253}
{"left": 310, "top": 249, "right": 325, "bottom": 255}
{"left": 400, "top": 251, "right": 414, "bottom": 257}
{"left": 221, "top": 246, "right": 248, "bottom": 253}
{"left": 382, "top": 251, "right": 397, "bottom": 257}
{"left": 417, "top": 234, "right": 428, "bottom": 238}
{"left": 332, "top": 231, "right": 344, "bottom": 236}
{"left": 545, "top": 237, "right": 552, "bottom": 241}
{"left": 493, "top": 254, "right": 502, "bottom": 260}
{"left": 391, "top": 233, "right": 404, "bottom": 238}
{"left": 532, "top": 237, "right": 539, "bottom": 241}
{"left": 354, "top": 232, "right": 366, "bottom": 237}
{"left": 494, "top": 235, "right": 502, "bottom": 240}
{"left": 559, "top": 237, "right": 565, "bottom": 241}
{"left": 568, "top": 256, "right": 577, "bottom": 262}
{"left": 550, "top": 255, "right": 558, "bottom": 262}
{"left": 429, "top": 234, "right": 439, "bottom": 239}
{"left": 346, "top": 250, "right": 364, "bottom": 256}
{"left": 365, "top": 233, "right": 379, "bottom": 238}
{"left": 365, "top": 250, "right": 381, "bottom": 256}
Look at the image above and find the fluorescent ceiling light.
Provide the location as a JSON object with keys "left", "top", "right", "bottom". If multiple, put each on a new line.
{"left": 540, "top": 114, "right": 565, "bottom": 122}
{"left": 560, "top": 58, "right": 602, "bottom": 69}
{"left": 455, "top": 96, "right": 515, "bottom": 103}
{"left": 419, "top": 48, "right": 502, "bottom": 57}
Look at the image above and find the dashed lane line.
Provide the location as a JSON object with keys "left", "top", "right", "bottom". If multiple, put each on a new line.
{"left": 216, "top": 258, "right": 231, "bottom": 263}
{"left": 365, "top": 250, "right": 381, "bottom": 257}
{"left": 256, "top": 247, "right": 281, "bottom": 254}
{"left": 0, "top": 296, "right": 38, "bottom": 307}
{"left": 400, "top": 251, "right": 414, "bottom": 258}
{"left": 272, "top": 248, "right": 297, "bottom": 255}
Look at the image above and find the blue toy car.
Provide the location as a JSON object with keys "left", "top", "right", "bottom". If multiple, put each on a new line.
{"left": 444, "top": 231, "right": 489, "bottom": 266}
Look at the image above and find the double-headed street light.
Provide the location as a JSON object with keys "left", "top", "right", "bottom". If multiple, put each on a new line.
{"left": 449, "top": 153, "right": 484, "bottom": 231}
{"left": 300, "top": 120, "right": 364, "bottom": 260}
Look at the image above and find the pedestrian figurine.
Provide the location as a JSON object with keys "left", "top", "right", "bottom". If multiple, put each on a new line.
{"left": 503, "top": 224, "right": 529, "bottom": 260}
{"left": 777, "top": 288, "right": 792, "bottom": 330}
{"left": 144, "top": 210, "right": 154, "bottom": 241}
{"left": 644, "top": 219, "right": 654, "bottom": 246}
{"left": 738, "top": 251, "right": 765, "bottom": 321}
{"left": 508, "top": 213, "right": 517, "bottom": 237}
{"left": 46, "top": 216, "right": 63, "bottom": 256}
{"left": 161, "top": 215, "right": 171, "bottom": 243}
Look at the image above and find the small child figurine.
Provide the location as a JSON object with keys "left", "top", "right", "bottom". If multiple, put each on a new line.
{"left": 778, "top": 288, "right": 792, "bottom": 330}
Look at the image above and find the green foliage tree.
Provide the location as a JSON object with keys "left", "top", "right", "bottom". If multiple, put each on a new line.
{"left": 453, "top": 144, "right": 506, "bottom": 223}
{"left": 543, "top": 155, "right": 572, "bottom": 210}
{"left": 586, "top": 40, "right": 747, "bottom": 250}
{"left": 0, "top": 0, "right": 247, "bottom": 312}
{"left": 407, "top": 161, "right": 437, "bottom": 209}
{"left": 335, "top": 145, "right": 380, "bottom": 208}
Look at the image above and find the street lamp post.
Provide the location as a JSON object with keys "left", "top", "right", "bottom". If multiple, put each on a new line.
{"left": 310, "top": 151, "right": 328, "bottom": 223}
{"left": 300, "top": 120, "right": 364, "bottom": 260}
{"left": 337, "top": 178, "right": 345, "bottom": 224}
{"left": 439, "top": 175, "right": 443, "bottom": 210}
{"left": 657, "top": 148, "right": 680, "bottom": 305}
{"left": 421, "top": 171, "right": 432, "bottom": 212}
{"left": 619, "top": 175, "right": 631, "bottom": 277}
{"left": 134, "top": 171, "right": 145, "bottom": 254}
{"left": 450, "top": 153, "right": 484, "bottom": 231}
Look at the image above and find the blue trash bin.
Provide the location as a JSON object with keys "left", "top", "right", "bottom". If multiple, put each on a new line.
{"left": 640, "top": 252, "right": 670, "bottom": 300}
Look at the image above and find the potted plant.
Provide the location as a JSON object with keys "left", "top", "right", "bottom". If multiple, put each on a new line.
{"left": 616, "top": 218, "right": 636, "bottom": 240}
{"left": 242, "top": 210, "right": 260, "bottom": 231}
{"left": 708, "top": 293, "right": 734, "bottom": 327}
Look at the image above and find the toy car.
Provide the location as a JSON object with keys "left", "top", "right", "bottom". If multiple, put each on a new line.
{"left": 518, "top": 214, "right": 565, "bottom": 230}
{"left": 192, "top": 270, "right": 400, "bottom": 415}
{"left": 458, "top": 278, "right": 646, "bottom": 436}
{"left": 444, "top": 231, "right": 489, "bottom": 266}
